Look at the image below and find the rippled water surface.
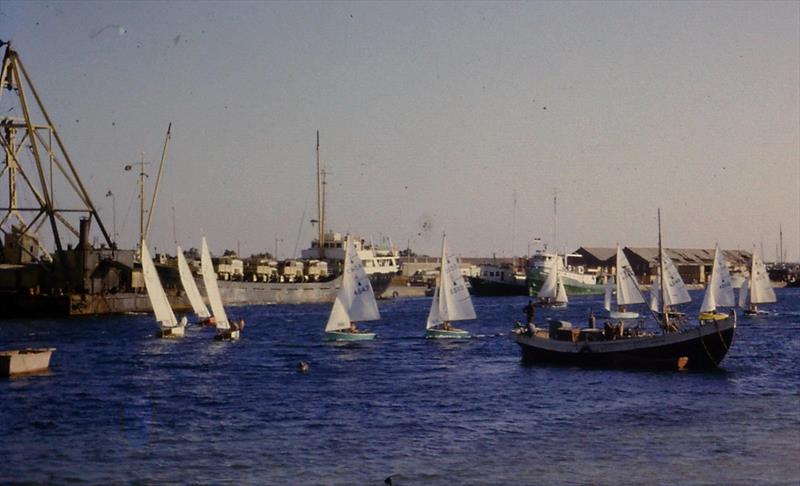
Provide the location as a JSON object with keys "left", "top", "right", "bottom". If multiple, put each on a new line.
{"left": 2, "top": 289, "right": 799, "bottom": 484}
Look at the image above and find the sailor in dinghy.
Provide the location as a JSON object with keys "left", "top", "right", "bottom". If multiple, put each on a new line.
{"left": 324, "top": 235, "right": 380, "bottom": 341}
{"left": 425, "top": 234, "right": 476, "bottom": 339}
{"left": 141, "top": 241, "right": 186, "bottom": 338}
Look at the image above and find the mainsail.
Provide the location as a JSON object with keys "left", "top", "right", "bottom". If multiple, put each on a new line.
{"left": 538, "top": 257, "right": 559, "bottom": 300}
{"left": 700, "top": 245, "right": 735, "bottom": 313}
{"left": 201, "top": 237, "right": 230, "bottom": 330}
{"left": 177, "top": 245, "right": 211, "bottom": 319}
{"left": 426, "top": 235, "right": 476, "bottom": 329}
{"left": 749, "top": 247, "right": 776, "bottom": 305}
{"left": 325, "top": 236, "right": 381, "bottom": 332}
{"left": 141, "top": 241, "right": 178, "bottom": 328}
{"left": 616, "top": 246, "right": 644, "bottom": 306}
{"left": 660, "top": 248, "right": 691, "bottom": 306}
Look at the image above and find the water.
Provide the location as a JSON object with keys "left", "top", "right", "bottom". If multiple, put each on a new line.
{"left": 2, "top": 289, "right": 799, "bottom": 484}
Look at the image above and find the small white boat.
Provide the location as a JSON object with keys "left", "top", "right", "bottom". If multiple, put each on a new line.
{"left": 202, "top": 237, "right": 241, "bottom": 340}
{"left": 325, "top": 235, "right": 380, "bottom": 341}
{"left": 603, "top": 245, "right": 645, "bottom": 319}
{"left": 537, "top": 257, "right": 568, "bottom": 309}
{"left": 699, "top": 244, "right": 736, "bottom": 321}
{"left": 1, "top": 348, "right": 55, "bottom": 376}
{"left": 176, "top": 245, "right": 214, "bottom": 326}
{"left": 141, "top": 241, "right": 186, "bottom": 338}
{"left": 649, "top": 239, "right": 692, "bottom": 328}
{"left": 425, "top": 235, "right": 476, "bottom": 339}
{"left": 739, "top": 247, "right": 776, "bottom": 316}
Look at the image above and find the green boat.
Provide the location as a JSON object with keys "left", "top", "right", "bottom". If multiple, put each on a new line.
{"left": 324, "top": 236, "right": 381, "bottom": 342}
{"left": 325, "top": 330, "right": 376, "bottom": 341}
{"left": 425, "top": 235, "right": 476, "bottom": 340}
{"left": 425, "top": 327, "right": 470, "bottom": 339}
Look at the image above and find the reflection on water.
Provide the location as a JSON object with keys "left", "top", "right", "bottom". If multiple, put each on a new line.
{"left": 1, "top": 290, "right": 800, "bottom": 484}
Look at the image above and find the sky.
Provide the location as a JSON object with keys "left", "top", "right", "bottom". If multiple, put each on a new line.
{"left": 1, "top": 1, "right": 798, "bottom": 260}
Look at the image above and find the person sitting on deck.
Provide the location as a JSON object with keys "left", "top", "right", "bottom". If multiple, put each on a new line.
{"left": 349, "top": 321, "right": 359, "bottom": 333}
{"left": 442, "top": 321, "right": 453, "bottom": 331}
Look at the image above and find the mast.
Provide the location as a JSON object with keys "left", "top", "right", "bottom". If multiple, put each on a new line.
{"left": 658, "top": 208, "right": 670, "bottom": 332}
{"left": 144, "top": 122, "right": 171, "bottom": 243}
{"left": 139, "top": 152, "right": 146, "bottom": 252}
{"left": 316, "top": 130, "right": 325, "bottom": 260}
{"left": 553, "top": 188, "right": 558, "bottom": 251}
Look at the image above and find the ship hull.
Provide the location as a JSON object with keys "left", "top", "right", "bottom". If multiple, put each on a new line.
{"left": 515, "top": 318, "right": 736, "bottom": 370}
{"left": 526, "top": 270, "right": 605, "bottom": 295}
{"left": 199, "top": 272, "right": 394, "bottom": 306}
{"left": 467, "top": 277, "right": 528, "bottom": 297}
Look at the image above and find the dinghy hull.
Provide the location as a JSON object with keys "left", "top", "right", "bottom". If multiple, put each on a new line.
{"left": 158, "top": 326, "right": 186, "bottom": 338}
{"left": 425, "top": 328, "right": 470, "bottom": 339}
{"left": 325, "top": 331, "right": 376, "bottom": 342}
{"left": 1, "top": 348, "right": 55, "bottom": 376}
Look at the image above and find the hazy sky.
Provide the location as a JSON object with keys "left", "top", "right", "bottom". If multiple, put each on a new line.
{"left": 2, "top": 1, "right": 798, "bottom": 260}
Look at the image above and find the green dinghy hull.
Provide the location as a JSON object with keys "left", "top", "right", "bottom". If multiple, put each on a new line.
{"left": 325, "top": 330, "right": 376, "bottom": 342}
{"left": 425, "top": 327, "right": 471, "bottom": 339}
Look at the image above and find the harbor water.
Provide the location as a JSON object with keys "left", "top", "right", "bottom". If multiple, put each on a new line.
{"left": 2, "top": 289, "right": 799, "bottom": 484}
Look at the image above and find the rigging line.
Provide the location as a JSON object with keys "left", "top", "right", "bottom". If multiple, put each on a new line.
{"left": 293, "top": 200, "right": 308, "bottom": 258}
{"left": 119, "top": 183, "right": 137, "bottom": 246}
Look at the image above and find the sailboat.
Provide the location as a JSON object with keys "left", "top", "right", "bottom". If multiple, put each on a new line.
{"left": 325, "top": 235, "right": 381, "bottom": 341}
{"left": 699, "top": 245, "right": 736, "bottom": 321}
{"left": 425, "top": 235, "right": 476, "bottom": 339}
{"left": 739, "top": 247, "right": 776, "bottom": 316}
{"left": 603, "top": 245, "right": 645, "bottom": 319}
{"left": 537, "top": 256, "right": 568, "bottom": 308}
{"left": 649, "top": 247, "right": 691, "bottom": 324}
{"left": 177, "top": 245, "right": 214, "bottom": 326}
{"left": 141, "top": 241, "right": 186, "bottom": 338}
{"left": 513, "top": 210, "right": 736, "bottom": 370}
{"left": 201, "top": 237, "right": 240, "bottom": 340}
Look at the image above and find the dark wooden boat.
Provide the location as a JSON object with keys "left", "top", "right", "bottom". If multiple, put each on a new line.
{"left": 513, "top": 315, "right": 735, "bottom": 370}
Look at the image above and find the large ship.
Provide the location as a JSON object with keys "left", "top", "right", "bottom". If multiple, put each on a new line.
{"left": 197, "top": 232, "right": 398, "bottom": 305}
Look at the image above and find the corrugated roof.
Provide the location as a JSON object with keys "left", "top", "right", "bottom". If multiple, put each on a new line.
{"left": 624, "top": 247, "right": 751, "bottom": 266}
{"left": 576, "top": 247, "right": 617, "bottom": 262}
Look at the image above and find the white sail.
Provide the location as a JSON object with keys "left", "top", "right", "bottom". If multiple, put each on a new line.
{"left": 700, "top": 245, "right": 735, "bottom": 313}
{"left": 738, "top": 278, "right": 750, "bottom": 309}
{"left": 426, "top": 236, "right": 476, "bottom": 329}
{"left": 555, "top": 274, "right": 568, "bottom": 304}
{"left": 325, "top": 235, "right": 381, "bottom": 332}
{"left": 201, "top": 237, "right": 229, "bottom": 330}
{"left": 616, "top": 246, "right": 644, "bottom": 306}
{"left": 649, "top": 277, "right": 661, "bottom": 312}
{"left": 661, "top": 248, "right": 691, "bottom": 306}
{"left": 537, "top": 258, "right": 559, "bottom": 299}
{"left": 749, "top": 247, "right": 776, "bottom": 304}
{"left": 177, "top": 245, "right": 210, "bottom": 319}
{"left": 603, "top": 276, "right": 613, "bottom": 311}
{"left": 141, "top": 241, "right": 178, "bottom": 328}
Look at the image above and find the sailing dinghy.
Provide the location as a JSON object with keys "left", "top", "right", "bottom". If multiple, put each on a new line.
{"left": 603, "top": 246, "right": 644, "bottom": 319}
{"left": 425, "top": 235, "right": 476, "bottom": 339}
{"left": 325, "top": 235, "right": 380, "bottom": 341}
{"left": 537, "top": 257, "right": 568, "bottom": 308}
{"left": 177, "top": 245, "right": 213, "bottom": 326}
{"left": 201, "top": 237, "right": 241, "bottom": 340}
{"left": 699, "top": 245, "right": 736, "bottom": 321}
{"left": 141, "top": 241, "right": 186, "bottom": 338}
{"left": 739, "top": 247, "right": 776, "bottom": 316}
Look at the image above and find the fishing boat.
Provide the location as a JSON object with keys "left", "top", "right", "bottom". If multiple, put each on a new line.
{"left": 526, "top": 251, "right": 605, "bottom": 296}
{"left": 1, "top": 348, "right": 55, "bottom": 376}
{"left": 467, "top": 264, "right": 528, "bottom": 297}
{"left": 738, "top": 247, "right": 776, "bottom": 316}
{"left": 324, "top": 235, "right": 381, "bottom": 341}
{"left": 537, "top": 258, "right": 568, "bottom": 308}
{"left": 141, "top": 241, "right": 186, "bottom": 338}
{"left": 202, "top": 237, "right": 240, "bottom": 341}
{"left": 513, "top": 210, "right": 736, "bottom": 370}
{"left": 699, "top": 244, "right": 736, "bottom": 321}
{"left": 177, "top": 245, "right": 214, "bottom": 326}
{"left": 425, "top": 235, "right": 476, "bottom": 339}
{"left": 603, "top": 246, "right": 645, "bottom": 319}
